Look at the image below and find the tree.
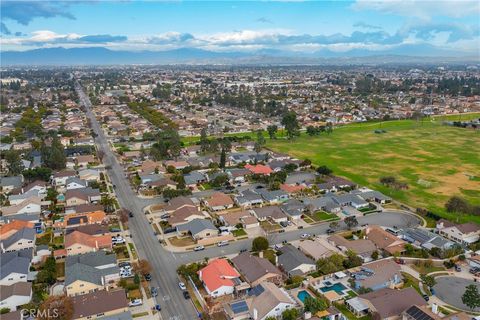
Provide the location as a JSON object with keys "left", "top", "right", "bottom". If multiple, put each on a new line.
{"left": 462, "top": 284, "right": 480, "bottom": 310}
{"left": 306, "top": 125, "right": 319, "bottom": 136}
{"left": 282, "top": 308, "right": 299, "bottom": 320}
{"left": 252, "top": 236, "right": 269, "bottom": 252}
{"left": 304, "top": 296, "right": 328, "bottom": 313}
{"left": 329, "top": 221, "right": 340, "bottom": 230}
{"left": 267, "top": 125, "right": 278, "bottom": 139}
{"left": 344, "top": 216, "right": 358, "bottom": 230}
{"left": 420, "top": 274, "right": 436, "bottom": 288}
{"left": 22, "top": 167, "right": 52, "bottom": 182}
{"left": 42, "top": 136, "right": 66, "bottom": 170}
{"left": 281, "top": 111, "right": 300, "bottom": 139}
{"left": 371, "top": 251, "right": 379, "bottom": 260}
{"left": 316, "top": 165, "right": 332, "bottom": 176}
{"left": 38, "top": 295, "right": 73, "bottom": 320}
{"left": 219, "top": 148, "right": 226, "bottom": 169}
{"left": 4, "top": 150, "right": 23, "bottom": 175}
{"left": 135, "top": 259, "right": 152, "bottom": 275}
{"left": 255, "top": 130, "right": 265, "bottom": 153}
{"left": 100, "top": 195, "right": 116, "bottom": 213}
{"left": 445, "top": 196, "right": 471, "bottom": 214}
{"left": 118, "top": 209, "right": 129, "bottom": 225}
{"left": 343, "top": 250, "right": 363, "bottom": 269}
{"left": 316, "top": 253, "right": 345, "bottom": 275}
{"left": 200, "top": 128, "right": 209, "bottom": 153}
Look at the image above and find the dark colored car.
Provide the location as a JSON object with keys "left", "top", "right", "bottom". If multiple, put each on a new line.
{"left": 163, "top": 227, "right": 176, "bottom": 234}
{"left": 144, "top": 273, "right": 152, "bottom": 281}
{"left": 423, "top": 294, "right": 429, "bottom": 301}
{"left": 326, "top": 228, "right": 335, "bottom": 234}
{"left": 129, "top": 212, "right": 134, "bottom": 218}
{"left": 155, "top": 304, "right": 161, "bottom": 311}
{"left": 240, "top": 248, "right": 248, "bottom": 253}
{"left": 183, "top": 291, "right": 190, "bottom": 299}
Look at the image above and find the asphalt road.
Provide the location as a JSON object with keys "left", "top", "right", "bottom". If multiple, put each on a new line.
{"left": 75, "top": 80, "right": 421, "bottom": 319}
{"left": 169, "top": 210, "right": 420, "bottom": 265}
{"left": 76, "top": 82, "right": 199, "bottom": 320}
{"left": 434, "top": 276, "right": 480, "bottom": 312}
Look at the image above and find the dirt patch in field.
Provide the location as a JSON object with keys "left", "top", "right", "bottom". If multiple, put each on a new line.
{"left": 430, "top": 172, "right": 480, "bottom": 196}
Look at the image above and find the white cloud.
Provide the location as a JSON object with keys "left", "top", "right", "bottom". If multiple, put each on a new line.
{"left": 352, "top": 0, "right": 480, "bottom": 19}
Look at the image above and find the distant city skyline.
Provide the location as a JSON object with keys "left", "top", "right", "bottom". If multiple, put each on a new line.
{"left": 1, "top": 0, "right": 479, "bottom": 56}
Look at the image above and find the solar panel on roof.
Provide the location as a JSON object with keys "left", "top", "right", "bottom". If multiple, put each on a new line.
{"left": 405, "top": 306, "right": 435, "bottom": 320}
{"left": 230, "top": 300, "right": 248, "bottom": 314}
{"left": 248, "top": 284, "right": 265, "bottom": 297}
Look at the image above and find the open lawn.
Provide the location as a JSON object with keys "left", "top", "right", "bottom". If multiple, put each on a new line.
{"left": 267, "top": 114, "right": 480, "bottom": 224}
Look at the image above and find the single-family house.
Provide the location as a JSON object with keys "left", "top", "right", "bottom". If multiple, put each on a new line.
{"left": 184, "top": 171, "right": 208, "bottom": 188}
{"left": 65, "top": 251, "right": 120, "bottom": 296}
{"left": 346, "top": 287, "right": 426, "bottom": 319}
{"left": 328, "top": 235, "right": 377, "bottom": 262}
{"left": 220, "top": 210, "right": 259, "bottom": 229}
{"left": 436, "top": 220, "right": 480, "bottom": 245}
{"left": 176, "top": 219, "right": 218, "bottom": 239}
{"left": 252, "top": 206, "right": 288, "bottom": 223}
{"left": 298, "top": 239, "right": 336, "bottom": 260}
{"left": 198, "top": 259, "right": 241, "bottom": 298}
{"left": 350, "top": 259, "right": 403, "bottom": 291}
{"left": 204, "top": 192, "right": 234, "bottom": 211}
{"left": 244, "top": 164, "right": 273, "bottom": 176}
{"left": 278, "top": 244, "right": 316, "bottom": 276}
{"left": 0, "top": 176, "right": 23, "bottom": 193}
{"left": 235, "top": 190, "right": 264, "bottom": 208}
{"left": 0, "top": 249, "right": 32, "bottom": 285}
{"left": 0, "top": 282, "right": 32, "bottom": 311}
{"left": 246, "top": 282, "right": 296, "bottom": 320}
{"left": 52, "top": 170, "right": 76, "bottom": 187}
{"left": 71, "top": 289, "right": 128, "bottom": 320}
{"left": 0, "top": 197, "right": 42, "bottom": 216}
{"left": 0, "top": 227, "right": 35, "bottom": 253}
{"left": 0, "top": 220, "right": 34, "bottom": 240}
{"left": 365, "top": 226, "right": 406, "bottom": 255}
{"left": 65, "top": 231, "right": 112, "bottom": 256}
{"left": 66, "top": 177, "right": 88, "bottom": 190}
{"left": 232, "top": 252, "right": 283, "bottom": 286}
{"left": 256, "top": 189, "right": 289, "bottom": 205}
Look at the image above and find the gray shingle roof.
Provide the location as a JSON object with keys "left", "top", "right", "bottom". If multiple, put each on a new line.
{"left": 0, "top": 176, "right": 23, "bottom": 188}
{"left": 1, "top": 227, "right": 35, "bottom": 250}
{"left": 278, "top": 244, "right": 315, "bottom": 273}
{"left": 0, "top": 249, "right": 32, "bottom": 279}
{"left": 176, "top": 219, "right": 217, "bottom": 236}
{"left": 66, "top": 251, "right": 117, "bottom": 268}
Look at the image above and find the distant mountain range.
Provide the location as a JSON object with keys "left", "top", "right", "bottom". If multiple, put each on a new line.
{"left": 1, "top": 45, "right": 478, "bottom": 65}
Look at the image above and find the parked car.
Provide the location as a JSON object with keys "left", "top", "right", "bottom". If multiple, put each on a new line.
{"left": 240, "top": 248, "right": 248, "bottom": 253}
{"left": 151, "top": 287, "right": 158, "bottom": 297}
{"left": 469, "top": 268, "right": 480, "bottom": 274}
{"left": 178, "top": 282, "right": 187, "bottom": 291}
{"left": 163, "top": 227, "right": 176, "bottom": 234}
{"left": 300, "top": 233, "right": 310, "bottom": 239}
{"left": 183, "top": 291, "right": 190, "bottom": 299}
{"left": 422, "top": 294, "right": 429, "bottom": 301}
{"left": 129, "top": 212, "right": 134, "bottom": 218}
{"left": 455, "top": 265, "right": 462, "bottom": 272}
{"left": 128, "top": 299, "right": 143, "bottom": 307}
{"left": 193, "top": 245, "right": 205, "bottom": 251}
{"left": 155, "top": 304, "right": 161, "bottom": 311}
{"left": 144, "top": 273, "right": 152, "bottom": 281}
{"left": 217, "top": 240, "right": 229, "bottom": 247}
{"left": 118, "top": 262, "right": 131, "bottom": 268}
{"left": 326, "top": 228, "right": 335, "bottom": 234}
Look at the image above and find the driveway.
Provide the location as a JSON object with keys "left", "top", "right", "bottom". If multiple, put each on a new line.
{"left": 433, "top": 276, "right": 480, "bottom": 312}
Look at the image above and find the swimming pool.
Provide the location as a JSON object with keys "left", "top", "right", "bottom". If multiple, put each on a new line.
{"left": 320, "top": 283, "right": 347, "bottom": 295}
{"left": 297, "top": 290, "right": 313, "bottom": 303}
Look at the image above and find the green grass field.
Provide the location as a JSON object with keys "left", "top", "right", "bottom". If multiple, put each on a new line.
{"left": 267, "top": 114, "right": 480, "bottom": 224}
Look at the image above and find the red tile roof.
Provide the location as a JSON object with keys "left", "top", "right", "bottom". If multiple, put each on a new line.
{"left": 245, "top": 164, "right": 273, "bottom": 175}
{"left": 198, "top": 259, "right": 240, "bottom": 293}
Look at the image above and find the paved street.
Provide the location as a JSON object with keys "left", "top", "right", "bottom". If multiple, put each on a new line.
{"left": 434, "top": 276, "right": 480, "bottom": 312}
{"left": 76, "top": 80, "right": 421, "bottom": 319}
{"left": 169, "top": 210, "right": 420, "bottom": 265}
{"left": 76, "top": 82, "right": 199, "bottom": 320}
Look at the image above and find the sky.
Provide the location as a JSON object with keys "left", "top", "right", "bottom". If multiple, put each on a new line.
{"left": 1, "top": 0, "right": 479, "bottom": 55}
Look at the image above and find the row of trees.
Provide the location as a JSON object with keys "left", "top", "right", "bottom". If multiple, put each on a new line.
{"left": 445, "top": 196, "right": 480, "bottom": 216}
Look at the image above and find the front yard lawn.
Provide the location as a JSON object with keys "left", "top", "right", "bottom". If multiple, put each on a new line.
{"left": 114, "top": 245, "right": 130, "bottom": 260}
{"left": 411, "top": 264, "right": 445, "bottom": 274}
{"left": 262, "top": 249, "right": 277, "bottom": 265}
{"left": 169, "top": 236, "right": 195, "bottom": 247}
{"left": 260, "top": 220, "right": 282, "bottom": 232}
{"left": 232, "top": 229, "right": 247, "bottom": 237}
{"left": 312, "top": 211, "right": 339, "bottom": 222}
{"left": 402, "top": 272, "right": 422, "bottom": 295}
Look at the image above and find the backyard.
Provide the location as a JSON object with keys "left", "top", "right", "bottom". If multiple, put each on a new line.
{"left": 267, "top": 114, "right": 480, "bottom": 224}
